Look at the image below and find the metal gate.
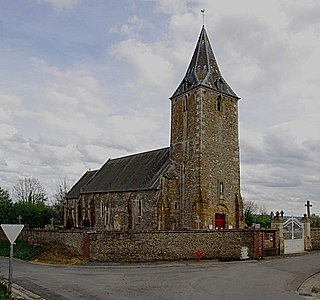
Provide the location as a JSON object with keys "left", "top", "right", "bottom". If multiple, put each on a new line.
{"left": 283, "top": 217, "right": 304, "bottom": 254}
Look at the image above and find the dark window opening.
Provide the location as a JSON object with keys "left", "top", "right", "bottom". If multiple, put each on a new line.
{"left": 220, "top": 182, "right": 224, "bottom": 194}
{"left": 138, "top": 199, "right": 142, "bottom": 217}
{"left": 105, "top": 204, "right": 111, "bottom": 225}
{"left": 183, "top": 95, "right": 188, "bottom": 112}
{"left": 217, "top": 95, "right": 222, "bottom": 112}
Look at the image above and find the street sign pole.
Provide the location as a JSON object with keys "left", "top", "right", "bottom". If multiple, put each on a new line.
{"left": 8, "top": 243, "right": 14, "bottom": 294}
{"left": 1, "top": 224, "right": 24, "bottom": 295}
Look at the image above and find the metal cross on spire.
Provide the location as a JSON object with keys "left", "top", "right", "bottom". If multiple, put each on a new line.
{"left": 201, "top": 9, "right": 205, "bottom": 26}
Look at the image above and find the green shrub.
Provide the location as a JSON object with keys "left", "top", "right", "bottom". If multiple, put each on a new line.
{"left": 0, "top": 277, "right": 12, "bottom": 300}
{"left": 0, "top": 241, "right": 34, "bottom": 261}
{"left": 0, "top": 243, "right": 9, "bottom": 257}
{"left": 13, "top": 241, "right": 34, "bottom": 260}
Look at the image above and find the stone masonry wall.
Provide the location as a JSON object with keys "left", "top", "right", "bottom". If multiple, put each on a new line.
{"left": 93, "top": 190, "right": 158, "bottom": 231}
{"left": 170, "top": 87, "right": 243, "bottom": 230}
{"left": 89, "top": 230, "right": 255, "bottom": 262}
{"left": 0, "top": 228, "right": 83, "bottom": 252}
{"left": 311, "top": 228, "right": 320, "bottom": 250}
{"left": 1, "top": 228, "right": 280, "bottom": 263}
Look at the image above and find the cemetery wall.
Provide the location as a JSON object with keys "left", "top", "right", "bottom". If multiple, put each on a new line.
{"left": 0, "top": 228, "right": 83, "bottom": 252}
{"left": 88, "top": 230, "right": 255, "bottom": 262}
{"left": 311, "top": 228, "right": 320, "bottom": 250}
{"left": 1, "top": 228, "right": 279, "bottom": 262}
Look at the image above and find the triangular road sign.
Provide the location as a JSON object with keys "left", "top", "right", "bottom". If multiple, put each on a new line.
{"left": 1, "top": 224, "right": 24, "bottom": 244}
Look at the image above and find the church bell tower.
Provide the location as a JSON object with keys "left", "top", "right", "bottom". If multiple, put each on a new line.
{"left": 170, "top": 26, "right": 243, "bottom": 229}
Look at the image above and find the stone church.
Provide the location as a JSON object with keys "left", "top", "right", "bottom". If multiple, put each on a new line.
{"left": 66, "top": 25, "right": 244, "bottom": 231}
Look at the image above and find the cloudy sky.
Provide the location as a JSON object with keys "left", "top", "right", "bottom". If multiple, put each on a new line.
{"left": 0, "top": 0, "right": 319, "bottom": 215}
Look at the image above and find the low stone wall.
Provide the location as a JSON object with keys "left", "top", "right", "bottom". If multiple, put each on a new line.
{"left": 1, "top": 228, "right": 279, "bottom": 263}
{"left": 311, "top": 228, "right": 320, "bottom": 250}
{"left": 88, "top": 230, "right": 255, "bottom": 262}
{"left": 20, "top": 229, "right": 84, "bottom": 251}
{"left": 0, "top": 227, "right": 83, "bottom": 252}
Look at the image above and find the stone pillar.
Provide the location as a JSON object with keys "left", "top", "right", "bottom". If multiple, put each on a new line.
{"left": 252, "top": 230, "right": 263, "bottom": 259}
{"left": 82, "top": 233, "right": 90, "bottom": 262}
{"left": 271, "top": 212, "right": 284, "bottom": 255}
{"left": 301, "top": 214, "right": 312, "bottom": 251}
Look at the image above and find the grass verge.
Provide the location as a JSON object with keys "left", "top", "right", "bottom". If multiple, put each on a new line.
{"left": 0, "top": 241, "right": 83, "bottom": 264}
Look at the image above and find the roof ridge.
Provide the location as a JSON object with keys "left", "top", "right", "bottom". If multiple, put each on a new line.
{"left": 109, "top": 146, "right": 169, "bottom": 162}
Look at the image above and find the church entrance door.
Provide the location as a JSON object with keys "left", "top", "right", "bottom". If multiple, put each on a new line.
{"left": 215, "top": 214, "right": 225, "bottom": 230}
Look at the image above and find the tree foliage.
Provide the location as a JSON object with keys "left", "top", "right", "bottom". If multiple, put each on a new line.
{"left": 244, "top": 200, "right": 271, "bottom": 228}
{"left": 51, "top": 179, "right": 69, "bottom": 226}
{"left": 12, "top": 201, "right": 52, "bottom": 228}
{"left": 0, "top": 187, "right": 13, "bottom": 224}
{"left": 0, "top": 182, "right": 52, "bottom": 228}
{"left": 12, "top": 177, "right": 47, "bottom": 204}
{"left": 310, "top": 214, "right": 320, "bottom": 228}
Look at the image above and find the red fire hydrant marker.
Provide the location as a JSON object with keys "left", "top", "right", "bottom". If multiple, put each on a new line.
{"left": 196, "top": 250, "right": 203, "bottom": 263}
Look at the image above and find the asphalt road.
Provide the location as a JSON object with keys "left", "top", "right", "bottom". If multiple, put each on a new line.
{"left": 1, "top": 252, "right": 320, "bottom": 300}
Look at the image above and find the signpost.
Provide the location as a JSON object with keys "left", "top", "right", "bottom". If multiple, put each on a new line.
{"left": 1, "top": 224, "right": 24, "bottom": 295}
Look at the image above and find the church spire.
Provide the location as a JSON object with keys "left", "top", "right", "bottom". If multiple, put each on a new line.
{"left": 171, "top": 26, "right": 238, "bottom": 99}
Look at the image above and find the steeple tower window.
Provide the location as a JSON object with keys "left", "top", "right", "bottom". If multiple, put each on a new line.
{"left": 183, "top": 95, "right": 188, "bottom": 112}
{"left": 138, "top": 198, "right": 142, "bottom": 217}
{"left": 220, "top": 182, "right": 224, "bottom": 194}
{"left": 217, "top": 95, "right": 222, "bottom": 112}
{"left": 219, "top": 182, "right": 224, "bottom": 200}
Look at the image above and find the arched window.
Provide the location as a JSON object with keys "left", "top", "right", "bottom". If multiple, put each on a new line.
{"left": 101, "top": 202, "right": 111, "bottom": 226}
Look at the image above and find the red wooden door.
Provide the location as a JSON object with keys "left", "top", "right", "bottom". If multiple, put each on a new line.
{"left": 215, "top": 214, "right": 225, "bottom": 230}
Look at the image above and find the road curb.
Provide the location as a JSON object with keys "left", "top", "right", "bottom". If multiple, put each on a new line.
{"left": 298, "top": 272, "right": 320, "bottom": 299}
{"left": 30, "top": 258, "right": 258, "bottom": 269}
{"left": 12, "top": 283, "right": 45, "bottom": 300}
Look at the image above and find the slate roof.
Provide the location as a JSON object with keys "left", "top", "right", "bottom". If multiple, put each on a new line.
{"left": 172, "top": 26, "right": 238, "bottom": 99}
{"left": 66, "top": 169, "right": 98, "bottom": 199}
{"left": 81, "top": 147, "right": 170, "bottom": 194}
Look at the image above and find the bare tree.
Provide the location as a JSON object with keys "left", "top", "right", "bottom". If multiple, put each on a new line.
{"left": 258, "top": 204, "right": 268, "bottom": 216}
{"left": 243, "top": 200, "right": 271, "bottom": 228}
{"left": 243, "top": 200, "right": 258, "bottom": 215}
{"left": 52, "top": 178, "right": 70, "bottom": 226}
{"left": 12, "top": 177, "right": 47, "bottom": 204}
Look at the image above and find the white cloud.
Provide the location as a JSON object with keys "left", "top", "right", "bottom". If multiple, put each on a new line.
{"left": 110, "top": 38, "right": 176, "bottom": 89}
{"left": 121, "top": 15, "right": 146, "bottom": 35}
{"left": 283, "top": 0, "right": 320, "bottom": 34}
{"left": 0, "top": 0, "right": 319, "bottom": 215}
{"left": 154, "top": 0, "right": 193, "bottom": 14}
{"left": 240, "top": 120, "right": 320, "bottom": 215}
{"left": 0, "top": 124, "right": 17, "bottom": 139}
{"left": 0, "top": 92, "right": 23, "bottom": 123}
{"left": 35, "top": 0, "right": 78, "bottom": 10}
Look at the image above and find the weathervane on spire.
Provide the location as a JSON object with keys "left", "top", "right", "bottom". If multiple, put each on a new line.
{"left": 201, "top": 9, "right": 205, "bottom": 26}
